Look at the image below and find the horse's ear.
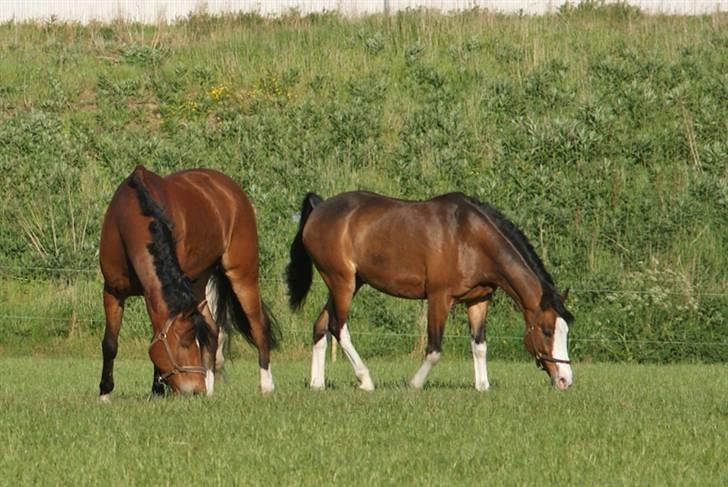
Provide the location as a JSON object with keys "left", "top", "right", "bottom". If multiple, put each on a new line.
{"left": 560, "top": 288, "right": 570, "bottom": 303}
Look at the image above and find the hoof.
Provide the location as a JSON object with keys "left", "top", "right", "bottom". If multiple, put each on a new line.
{"left": 357, "top": 370, "right": 374, "bottom": 391}
{"left": 358, "top": 377, "right": 375, "bottom": 391}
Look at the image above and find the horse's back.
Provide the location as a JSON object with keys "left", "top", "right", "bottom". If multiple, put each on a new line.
{"left": 155, "top": 168, "right": 259, "bottom": 276}
{"left": 303, "top": 191, "right": 481, "bottom": 298}
{"left": 100, "top": 166, "right": 257, "bottom": 293}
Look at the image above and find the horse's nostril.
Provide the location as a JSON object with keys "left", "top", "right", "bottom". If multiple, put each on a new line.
{"left": 557, "top": 377, "right": 570, "bottom": 389}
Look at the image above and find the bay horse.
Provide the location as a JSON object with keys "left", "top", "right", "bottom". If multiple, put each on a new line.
{"left": 286, "top": 191, "right": 573, "bottom": 391}
{"left": 99, "top": 165, "right": 278, "bottom": 400}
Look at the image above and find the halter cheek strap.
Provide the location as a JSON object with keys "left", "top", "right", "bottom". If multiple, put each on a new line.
{"left": 149, "top": 317, "right": 207, "bottom": 381}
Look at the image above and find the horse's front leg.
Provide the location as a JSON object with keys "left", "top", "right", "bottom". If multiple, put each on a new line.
{"left": 467, "top": 298, "right": 491, "bottom": 391}
{"left": 149, "top": 366, "right": 166, "bottom": 399}
{"left": 310, "top": 301, "right": 332, "bottom": 390}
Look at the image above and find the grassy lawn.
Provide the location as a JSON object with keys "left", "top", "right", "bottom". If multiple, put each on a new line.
{"left": 1, "top": 356, "right": 726, "bottom": 485}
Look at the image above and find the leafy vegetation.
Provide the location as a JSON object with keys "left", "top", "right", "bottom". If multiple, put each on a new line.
{"left": 0, "top": 7, "right": 726, "bottom": 362}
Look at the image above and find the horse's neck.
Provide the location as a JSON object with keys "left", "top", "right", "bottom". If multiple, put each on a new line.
{"left": 480, "top": 228, "right": 543, "bottom": 314}
{"left": 495, "top": 263, "right": 543, "bottom": 315}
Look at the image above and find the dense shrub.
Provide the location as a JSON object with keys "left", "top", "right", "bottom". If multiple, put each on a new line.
{"left": 0, "top": 7, "right": 726, "bottom": 361}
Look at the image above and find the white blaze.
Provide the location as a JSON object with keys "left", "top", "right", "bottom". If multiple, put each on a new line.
{"left": 553, "top": 317, "right": 573, "bottom": 387}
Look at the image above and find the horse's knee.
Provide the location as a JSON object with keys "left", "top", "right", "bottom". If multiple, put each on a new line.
{"left": 102, "top": 334, "right": 118, "bottom": 359}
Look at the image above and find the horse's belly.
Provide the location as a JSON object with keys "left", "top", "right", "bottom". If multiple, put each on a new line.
{"left": 358, "top": 265, "right": 426, "bottom": 299}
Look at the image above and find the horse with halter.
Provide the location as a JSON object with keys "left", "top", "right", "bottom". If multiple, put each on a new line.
{"left": 286, "top": 191, "right": 573, "bottom": 391}
{"left": 98, "top": 165, "right": 278, "bottom": 399}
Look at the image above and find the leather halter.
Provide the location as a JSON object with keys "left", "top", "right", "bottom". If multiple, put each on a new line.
{"left": 535, "top": 353, "right": 572, "bottom": 370}
{"left": 526, "top": 323, "right": 572, "bottom": 371}
{"left": 149, "top": 316, "right": 207, "bottom": 381}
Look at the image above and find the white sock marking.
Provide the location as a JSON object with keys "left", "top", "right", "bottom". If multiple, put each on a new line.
{"left": 99, "top": 394, "right": 111, "bottom": 403}
{"left": 410, "top": 351, "right": 441, "bottom": 389}
{"left": 205, "top": 278, "right": 219, "bottom": 317}
{"left": 259, "top": 366, "right": 274, "bottom": 394}
{"left": 310, "top": 334, "right": 327, "bottom": 390}
{"left": 215, "top": 327, "right": 226, "bottom": 377}
{"left": 471, "top": 339, "right": 490, "bottom": 391}
{"left": 339, "top": 324, "right": 374, "bottom": 391}
{"left": 206, "top": 276, "right": 226, "bottom": 381}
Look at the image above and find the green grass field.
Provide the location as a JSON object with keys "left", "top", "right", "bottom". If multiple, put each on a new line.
{"left": 2, "top": 356, "right": 726, "bottom": 485}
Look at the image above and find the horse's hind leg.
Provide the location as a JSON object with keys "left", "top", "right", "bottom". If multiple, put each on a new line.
{"left": 215, "top": 325, "right": 227, "bottom": 383}
{"left": 205, "top": 277, "right": 227, "bottom": 385}
{"left": 411, "top": 293, "right": 451, "bottom": 389}
{"left": 328, "top": 279, "right": 374, "bottom": 391}
{"left": 468, "top": 299, "right": 491, "bottom": 391}
{"left": 99, "top": 288, "right": 124, "bottom": 402}
{"left": 198, "top": 300, "right": 219, "bottom": 396}
{"left": 226, "top": 271, "right": 275, "bottom": 394}
{"left": 310, "top": 300, "right": 332, "bottom": 390}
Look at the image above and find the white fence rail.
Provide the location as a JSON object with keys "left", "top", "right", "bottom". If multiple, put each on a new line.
{"left": 1, "top": 0, "right": 726, "bottom": 24}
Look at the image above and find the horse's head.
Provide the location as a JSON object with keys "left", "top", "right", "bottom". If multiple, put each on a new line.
{"left": 524, "top": 290, "right": 573, "bottom": 390}
{"left": 148, "top": 303, "right": 211, "bottom": 395}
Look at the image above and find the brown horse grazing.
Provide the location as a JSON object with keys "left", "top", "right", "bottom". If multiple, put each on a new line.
{"left": 99, "top": 165, "right": 278, "bottom": 400}
{"left": 286, "top": 191, "right": 574, "bottom": 391}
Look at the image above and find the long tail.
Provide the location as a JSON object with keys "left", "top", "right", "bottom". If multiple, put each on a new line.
{"left": 207, "top": 266, "right": 280, "bottom": 350}
{"left": 286, "top": 192, "right": 323, "bottom": 310}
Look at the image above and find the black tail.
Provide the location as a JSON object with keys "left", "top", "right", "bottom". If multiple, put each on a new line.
{"left": 207, "top": 267, "right": 280, "bottom": 350}
{"left": 286, "top": 192, "right": 323, "bottom": 310}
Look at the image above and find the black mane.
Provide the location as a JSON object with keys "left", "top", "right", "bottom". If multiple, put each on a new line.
{"left": 129, "top": 171, "right": 209, "bottom": 345}
{"left": 467, "top": 196, "right": 574, "bottom": 323}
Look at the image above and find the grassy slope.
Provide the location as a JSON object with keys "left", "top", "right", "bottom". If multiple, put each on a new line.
{"left": 0, "top": 7, "right": 726, "bottom": 360}
{"left": 1, "top": 357, "right": 726, "bottom": 485}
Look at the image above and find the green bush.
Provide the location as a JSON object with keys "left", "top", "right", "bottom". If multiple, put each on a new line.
{"left": 0, "top": 7, "right": 726, "bottom": 362}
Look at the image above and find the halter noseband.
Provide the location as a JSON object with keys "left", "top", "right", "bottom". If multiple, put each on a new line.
{"left": 526, "top": 323, "right": 572, "bottom": 371}
{"left": 149, "top": 316, "right": 207, "bottom": 382}
{"left": 534, "top": 353, "right": 572, "bottom": 370}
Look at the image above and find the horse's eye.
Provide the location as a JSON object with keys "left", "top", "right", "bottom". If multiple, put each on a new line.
{"left": 542, "top": 327, "right": 553, "bottom": 338}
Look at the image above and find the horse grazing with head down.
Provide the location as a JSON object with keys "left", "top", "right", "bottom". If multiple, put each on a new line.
{"left": 286, "top": 191, "right": 573, "bottom": 391}
{"left": 99, "top": 165, "right": 278, "bottom": 399}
